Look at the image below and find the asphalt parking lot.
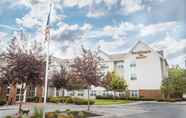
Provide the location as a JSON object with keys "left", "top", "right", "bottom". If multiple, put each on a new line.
{"left": 0, "top": 102, "right": 186, "bottom": 118}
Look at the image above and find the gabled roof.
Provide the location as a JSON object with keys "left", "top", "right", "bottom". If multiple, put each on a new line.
{"left": 130, "top": 40, "right": 153, "bottom": 53}
{"left": 98, "top": 48, "right": 127, "bottom": 61}
{"left": 110, "top": 53, "right": 127, "bottom": 61}
{"left": 130, "top": 40, "right": 166, "bottom": 59}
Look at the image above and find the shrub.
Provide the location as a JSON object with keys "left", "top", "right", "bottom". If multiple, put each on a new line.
{"left": 5, "top": 116, "right": 13, "bottom": 118}
{"left": 32, "top": 107, "right": 43, "bottom": 118}
{"left": 47, "top": 96, "right": 95, "bottom": 105}
{"left": 96, "top": 95, "right": 113, "bottom": 99}
{"left": 0, "top": 96, "right": 6, "bottom": 106}
{"left": 157, "top": 98, "right": 183, "bottom": 102}
{"left": 96, "top": 95, "right": 158, "bottom": 101}
{"left": 64, "top": 97, "right": 73, "bottom": 104}
{"left": 26, "top": 96, "right": 44, "bottom": 103}
{"left": 72, "top": 97, "right": 95, "bottom": 105}
{"left": 47, "top": 97, "right": 62, "bottom": 103}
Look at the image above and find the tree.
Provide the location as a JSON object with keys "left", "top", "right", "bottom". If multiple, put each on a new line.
{"left": 66, "top": 73, "right": 88, "bottom": 91}
{"left": 161, "top": 67, "right": 186, "bottom": 99}
{"left": 51, "top": 65, "right": 69, "bottom": 96}
{"left": 0, "top": 38, "right": 45, "bottom": 112}
{"left": 71, "top": 47, "right": 103, "bottom": 111}
{"left": 110, "top": 72, "right": 128, "bottom": 99}
{"left": 51, "top": 65, "right": 88, "bottom": 97}
{"left": 102, "top": 71, "right": 112, "bottom": 90}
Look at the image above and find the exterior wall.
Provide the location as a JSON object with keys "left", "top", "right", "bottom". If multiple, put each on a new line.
{"left": 139, "top": 89, "right": 161, "bottom": 99}
{"left": 124, "top": 52, "right": 164, "bottom": 98}
{"left": 125, "top": 52, "right": 163, "bottom": 91}
{"left": 183, "top": 94, "right": 186, "bottom": 98}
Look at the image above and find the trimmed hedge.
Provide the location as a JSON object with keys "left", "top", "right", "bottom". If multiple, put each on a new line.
{"left": 96, "top": 95, "right": 186, "bottom": 102}
{"left": 72, "top": 97, "right": 95, "bottom": 105}
{"left": 0, "top": 96, "right": 6, "bottom": 106}
{"left": 47, "top": 96, "right": 95, "bottom": 105}
{"left": 157, "top": 98, "right": 183, "bottom": 102}
{"left": 26, "top": 96, "right": 44, "bottom": 102}
{"left": 96, "top": 95, "right": 156, "bottom": 101}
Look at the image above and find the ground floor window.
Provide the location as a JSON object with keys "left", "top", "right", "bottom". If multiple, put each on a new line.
{"left": 56, "top": 89, "right": 59, "bottom": 96}
{"left": 77, "top": 90, "right": 84, "bottom": 96}
{"left": 130, "top": 90, "right": 139, "bottom": 97}
{"left": 90, "top": 90, "right": 96, "bottom": 96}
{"left": 68, "top": 91, "right": 75, "bottom": 96}
{"left": 27, "top": 87, "right": 35, "bottom": 97}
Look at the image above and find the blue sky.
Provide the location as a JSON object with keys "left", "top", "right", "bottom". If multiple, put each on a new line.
{"left": 0, "top": 0, "right": 185, "bottom": 67}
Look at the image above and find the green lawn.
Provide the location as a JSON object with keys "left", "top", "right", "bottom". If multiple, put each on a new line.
{"left": 95, "top": 99, "right": 130, "bottom": 105}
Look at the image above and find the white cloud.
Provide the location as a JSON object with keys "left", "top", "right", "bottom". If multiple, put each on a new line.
{"left": 97, "top": 38, "right": 127, "bottom": 53}
{"left": 42, "top": 23, "right": 93, "bottom": 58}
{"left": 0, "top": 32, "right": 7, "bottom": 41}
{"left": 120, "top": 0, "right": 144, "bottom": 15}
{"left": 102, "top": 22, "right": 142, "bottom": 40}
{"left": 87, "top": 10, "right": 105, "bottom": 18}
{"left": 103, "top": 0, "right": 117, "bottom": 7}
{"left": 151, "top": 33, "right": 186, "bottom": 66}
{"left": 140, "top": 21, "right": 177, "bottom": 37}
{"left": 16, "top": 0, "right": 64, "bottom": 29}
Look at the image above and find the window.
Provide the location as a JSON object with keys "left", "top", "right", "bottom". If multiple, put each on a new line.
{"left": 6, "top": 88, "right": 10, "bottom": 94}
{"left": 90, "top": 90, "right": 96, "bottom": 96}
{"left": 101, "top": 64, "right": 109, "bottom": 69}
{"left": 114, "top": 61, "right": 124, "bottom": 69}
{"left": 118, "top": 64, "right": 124, "bottom": 69}
{"left": 131, "top": 90, "right": 139, "bottom": 97}
{"left": 17, "top": 88, "right": 20, "bottom": 94}
{"left": 27, "top": 87, "right": 35, "bottom": 97}
{"left": 77, "top": 91, "right": 84, "bottom": 96}
{"left": 69, "top": 91, "right": 75, "bottom": 96}
{"left": 130, "top": 62, "right": 137, "bottom": 80}
{"left": 56, "top": 89, "right": 59, "bottom": 96}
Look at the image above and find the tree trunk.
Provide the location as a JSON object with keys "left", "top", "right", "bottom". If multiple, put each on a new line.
{"left": 19, "top": 83, "right": 25, "bottom": 113}
{"left": 87, "top": 85, "right": 90, "bottom": 111}
{"left": 62, "top": 88, "right": 65, "bottom": 96}
{"left": 8, "top": 81, "right": 17, "bottom": 105}
{"left": 36, "top": 85, "right": 43, "bottom": 103}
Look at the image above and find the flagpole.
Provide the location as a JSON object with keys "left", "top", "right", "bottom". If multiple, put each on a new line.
{"left": 44, "top": 30, "right": 50, "bottom": 104}
{"left": 43, "top": 1, "right": 52, "bottom": 117}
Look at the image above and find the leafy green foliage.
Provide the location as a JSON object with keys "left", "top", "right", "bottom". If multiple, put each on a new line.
{"left": 0, "top": 96, "right": 6, "bottom": 105}
{"left": 72, "top": 97, "right": 95, "bottom": 105}
{"left": 32, "top": 107, "right": 43, "bottom": 118}
{"left": 161, "top": 67, "right": 186, "bottom": 99}
{"left": 47, "top": 96, "right": 95, "bottom": 105}
{"left": 110, "top": 72, "right": 128, "bottom": 92}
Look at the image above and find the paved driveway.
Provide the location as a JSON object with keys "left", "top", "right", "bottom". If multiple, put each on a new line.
{"left": 0, "top": 102, "right": 186, "bottom": 118}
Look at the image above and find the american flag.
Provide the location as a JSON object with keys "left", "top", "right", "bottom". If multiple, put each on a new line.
{"left": 88, "top": 0, "right": 96, "bottom": 16}
{"left": 45, "top": 3, "right": 52, "bottom": 40}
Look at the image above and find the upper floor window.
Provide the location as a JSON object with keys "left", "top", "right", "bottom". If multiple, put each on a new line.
{"left": 130, "top": 62, "right": 137, "bottom": 80}
{"left": 114, "top": 61, "right": 124, "bottom": 69}
{"left": 101, "top": 64, "right": 109, "bottom": 69}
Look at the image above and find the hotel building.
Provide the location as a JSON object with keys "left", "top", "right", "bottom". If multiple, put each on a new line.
{"left": 0, "top": 41, "right": 169, "bottom": 103}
